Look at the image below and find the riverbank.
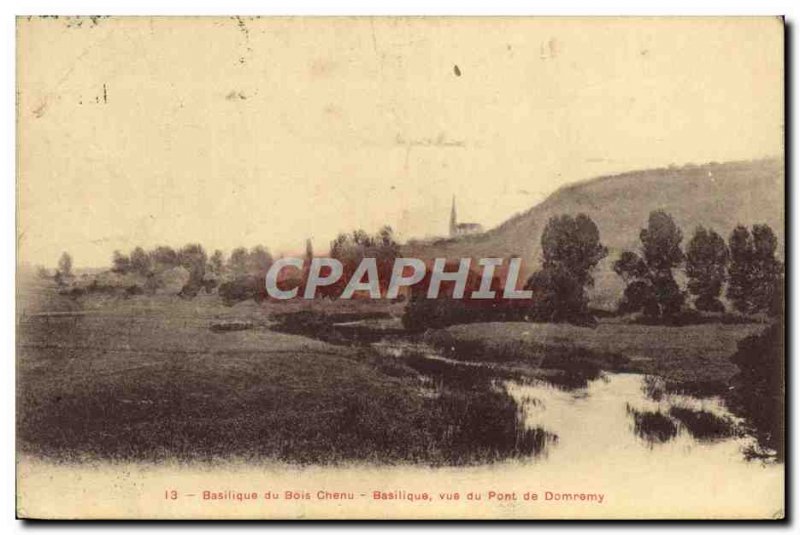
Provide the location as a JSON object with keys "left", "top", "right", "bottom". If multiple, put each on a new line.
{"left": 432, "top": 321, "right": 769, "bottom": 395}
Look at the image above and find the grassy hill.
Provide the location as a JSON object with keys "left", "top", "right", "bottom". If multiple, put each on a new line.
{"left": 403, "top": 158, "right": 784, "bottom": 310}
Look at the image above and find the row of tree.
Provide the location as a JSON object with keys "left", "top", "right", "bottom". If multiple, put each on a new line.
{"left": 49, "top": 215, "right": 781, "bottom": 322}
{"left": 111, "top": 244, "right": 274, "bottom": 283}
{"left": 525, "top": 210, "right": 782, "bottom": 324}
{"left": 613, "top": 211, "right": 782, "bottom": 318}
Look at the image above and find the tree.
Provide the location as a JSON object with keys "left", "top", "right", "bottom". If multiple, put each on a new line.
{"left": 246, "top": 246, "right": 273, "bottom": 276}
{"left": 525, "top": 214, "right": 607, "bottom": 324}
{"left": 751, "top": 225, "right": 783, "bottom": 314}
{"left": 640, "top": 210, "right": 684, "bottom": 271}
{"left": 685, "top": 227, "right": 729, "bottom": 312}
{"left": 727, "top": 225, "right": 752, "bottom": 312}
{"left": 178, "top": 243, "right": 207, "bottom": 284}
{"left": 208, "top": 250, "right": 225, "bottom": 277}
{"left": 305, "top": 238, "right": 314, "bottom": 264}
{"left": 727, "top": 224, "right": 783, "bottom": 314}
{"left": 540, "top": 214, "right": 608, "bottom": 287}
{"left": 526, "top": 264, "right": 592, "bottom": 324}
{"left": 111, "top": 250, "right": 131, "bottom": 273}
{"left": 130, "top": 246, "right": 152, "bottom": 276}
{"left": 57, "top": 252, "right": 73, "bottom": 278}
{"left": 375, "top": 226, "right": 400, "bottom": 293}
{"left": 227, "top": 247, "right": 249, "bottom": 279}
{"left": 150, "top": 246, "right": 179, "bottom": 270}
{"left": 614, "top": 210, "right": 685, "bottom": 319}
{"left": 329, "top": 226, "right": 399, "bottom": 297}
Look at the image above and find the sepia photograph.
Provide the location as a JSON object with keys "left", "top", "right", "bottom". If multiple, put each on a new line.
{"left": 14, "top": 15, "right": 786, "bottom": 520}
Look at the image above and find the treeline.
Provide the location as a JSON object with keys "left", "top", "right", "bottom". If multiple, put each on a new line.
{"left": 402, "top": 210, "right": 783, "bottom": 329}
{"left": 108, "top": 243, "right": 274, "bottom": 298}
{"left": 326, "top": 226, "right": 400, "bottom": 297}
{"left": 50, "top": 215, "right": 782, "bottom": 325}
{"left": 529, "top": 210, "right": 782, "bottom": 323}
{"left": 92, "top": 227, "right": 400, "bottom": 303}
{"left": 613, "top": 212, "right": 783, "bottom": 320}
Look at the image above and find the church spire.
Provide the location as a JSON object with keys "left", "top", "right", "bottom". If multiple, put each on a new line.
{"left": 449, "top": 195, "right": 457, "bottom": 237}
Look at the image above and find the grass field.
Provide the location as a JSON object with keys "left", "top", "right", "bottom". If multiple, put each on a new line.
{"left": 16, "top": 284, "right": 543, "bottom": 465}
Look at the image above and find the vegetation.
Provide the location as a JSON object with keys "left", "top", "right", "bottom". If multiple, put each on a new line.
{"left": 727, "top": 225, "right": 783, "bottom": 315}
{"left": 626, "top": 406, "right": 678, "bottom": 444}
{"left": 524, "top": 214, "right": 607, "bottom": 325}
{"left": 614, "top": 210, "right": 685, "bottom": 319}
{"left": 611, "top": 211, "right": 782, "bottom": 321}
{"left": 401, "top": 266, "right": 526, "bottom": 332}
{"left": 53, "top": 252, "right": 73, "bottom": 285}
{"left": 106, "top": 243, "right": 276, "bottom": 300}
{"left": 437, "top": 321, "right": 764, "bottom": 396}
{"left": 51, "top": 207, "right": 783, "bottom": 327}
{"left": 685, "top": 227, "right": 729, "bottom": 312}
{"left": 727, "top": 321, "right": 784, "bottom": 459}
{"left": 668, "top": 407, "right": 734, "bottom": 441}
{"left": 329, "top": 226, "right": 400, "bottom": 298}
{"left": 57, "top": 252, "right": 73, "bottom": 278}
{"left": 16, "top": 292, "right": 550, "bottom": 465}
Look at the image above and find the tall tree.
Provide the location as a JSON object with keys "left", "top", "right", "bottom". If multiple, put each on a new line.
{"left": 727, "top": 224, "right": 783, "bottom": 314}
{"left": 685, "top": 226, "right": 729, "bottom": 312}
{"left": 227, "top": 247, "right": 249, "bottom": 279}
{"left": 57, "top": 252, "right": 73, "bottom": 278}
{"left": 614, "top": 210, "right": 685, "bottom": 318}
{"left": 751, "top": 225, "right": 783, "bottom": 314}
{"left": 304, "top": 239, "right": 314, "bottom": 264}
{"left": 639, "top": 210, "right": 684, "bottom": 271}
{"left": 208, "top": 250, "right": 225, "bottom": 277}
{"left": 540, "top": 213, "right": 608, "bottom": 287}
{"left": 525, "top": 213, "right": 607, "bottom": 324}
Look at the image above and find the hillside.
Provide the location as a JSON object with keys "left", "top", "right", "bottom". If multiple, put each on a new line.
{"left": 403, "top": 158, "right": 784, "bottom": 310}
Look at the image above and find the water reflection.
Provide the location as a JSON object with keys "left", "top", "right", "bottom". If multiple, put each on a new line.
{"left": 626, "top": 405, "right": 679, "bottom": 444}
{"left": 506, "top": 373, "right": 763, "bottom": 463}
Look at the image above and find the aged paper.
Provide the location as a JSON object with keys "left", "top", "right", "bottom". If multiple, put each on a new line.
{"left": 16, "top": 16, "right": 784, "bottom": 519}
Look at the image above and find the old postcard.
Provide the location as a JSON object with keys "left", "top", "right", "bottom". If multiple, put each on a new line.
{"left": 16, "top": 16, "right": 785, "bottom": 520}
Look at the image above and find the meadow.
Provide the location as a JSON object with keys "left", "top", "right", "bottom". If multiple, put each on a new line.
{"left": 16, "top": 283, "right": 542, "bottom": 465}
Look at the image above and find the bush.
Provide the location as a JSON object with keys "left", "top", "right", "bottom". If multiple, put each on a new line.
{"left": 217, "top": 276, "right": 267, "bottom": 305}
{"left": 524, "top": 265, "right": 596, "bottom": 326}
{"left": 727, "top": 321, "right": 784, "bottom": 459}
{"left": 402, "top": 296, "right": 528, "bottom": 332}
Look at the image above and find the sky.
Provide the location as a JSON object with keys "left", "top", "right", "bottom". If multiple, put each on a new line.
{"left": 17, "top": 17, "right": 784, "bottom": 267}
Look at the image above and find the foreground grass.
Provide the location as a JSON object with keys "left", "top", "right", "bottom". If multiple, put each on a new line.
{"left": 17, "top": 292, "right": 542, "bottom": 465}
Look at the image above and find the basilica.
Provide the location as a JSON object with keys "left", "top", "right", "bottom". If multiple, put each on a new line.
{"left": 449, "top": 196, "right": 484, "bottom": 237}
